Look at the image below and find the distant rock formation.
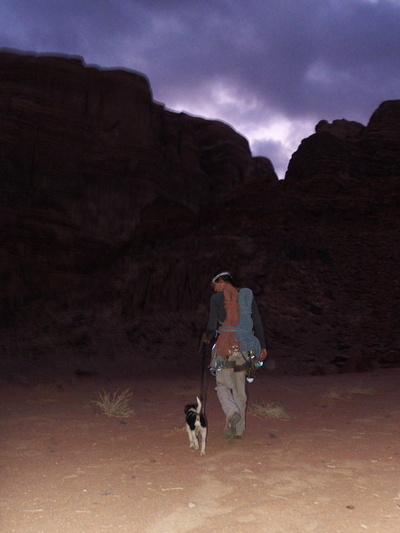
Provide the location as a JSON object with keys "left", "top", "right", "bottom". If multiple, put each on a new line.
{"left": 1, "top": 50, "right": 399, "bottom": 377}
{"left": 362, "top": 100, "right": 400, "bottom": 179}
{"left": 0, "top": 49, "right": 277, "bottom": 293}
{"left": 286, "top": 100, "right": 400, "bottom": 182}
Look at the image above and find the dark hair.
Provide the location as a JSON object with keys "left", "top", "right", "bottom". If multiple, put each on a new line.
{"left": 211, "top": 270, "right": 239, "bottom": 287}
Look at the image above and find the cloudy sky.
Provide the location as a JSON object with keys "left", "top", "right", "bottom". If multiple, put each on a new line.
{"left": 1, "top": 0, "right": 400, "bottom": 178}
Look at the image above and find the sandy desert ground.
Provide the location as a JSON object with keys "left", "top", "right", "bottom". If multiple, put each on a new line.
{"left": 1, "top": 366, "right": 400, "bottom": 533}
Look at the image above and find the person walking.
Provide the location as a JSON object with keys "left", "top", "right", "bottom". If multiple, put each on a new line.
{"left": 202, "top": 270, "right": 267, "bottom": 440}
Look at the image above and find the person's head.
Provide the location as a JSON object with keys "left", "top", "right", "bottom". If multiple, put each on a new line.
{"left": 211, "top": 270, "right": 237, "bottom": 291}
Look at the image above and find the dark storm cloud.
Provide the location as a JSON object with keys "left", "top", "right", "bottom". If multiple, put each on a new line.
{"left": 1, "top": 0, "right": 400, "bottom": 177}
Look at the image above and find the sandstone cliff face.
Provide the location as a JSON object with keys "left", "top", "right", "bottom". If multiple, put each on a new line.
{"left": 0, "top": 50, "right": 277, "bottom": 296}
{"left": 286, "top": 119, "right": 364, "bottom": 183}
{"left": 361, "top": 100, "right": 400, "bottom": 179}
{"left": 286, "top": 100, "right": 400, "bottom": 183}
{"left": 1, "top": 50, "right": 399, "bottom": 377}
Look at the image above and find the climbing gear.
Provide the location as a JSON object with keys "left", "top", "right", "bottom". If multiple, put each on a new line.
{"left": 215, "top": 284, "right": 239, "bottom": 358}
{"left": 210, "top": 344, "right": 226, "bottom": 375}
{"left": 245, "top": 350, "right": 264, "bottom": 383}
{"left": 224, "top": 360, "right": 251, "bottom": 372}
{"left": 214, "top": 287, "right": 262, "bottom": 362}
{"left": 236, "top": 288, "right": 262, "bottom": 358}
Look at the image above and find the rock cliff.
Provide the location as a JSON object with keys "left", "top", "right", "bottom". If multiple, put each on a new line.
{"left": 1, "top": 50, "right": 399, "bottom": 377}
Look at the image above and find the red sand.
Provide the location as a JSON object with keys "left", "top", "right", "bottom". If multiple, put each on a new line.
{"left": 1, "top": 368, "right": 400, "bottom": 532}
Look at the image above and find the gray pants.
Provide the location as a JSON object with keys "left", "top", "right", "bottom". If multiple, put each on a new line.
{"left": 216, "top": 350, "right": 248, "bottom": 436}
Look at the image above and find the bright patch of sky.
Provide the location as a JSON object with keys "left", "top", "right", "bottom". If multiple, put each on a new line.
{"left": 166, "top": 80, "right": 316, "bottom": 179}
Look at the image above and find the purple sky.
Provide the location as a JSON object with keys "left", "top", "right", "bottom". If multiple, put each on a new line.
{"left": 1, "top": 0, "right": 400, "bottom": 179}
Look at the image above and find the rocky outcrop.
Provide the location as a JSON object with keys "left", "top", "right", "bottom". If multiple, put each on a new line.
{"left": 0, "top": 50, "right": 277, "bottom": 298}
{"left": 286, "top": 100, "right": 400, "bottom": 183}
{"left": 1, "top": 50, "right": 399, "bottom": 377}
{"left": 286, "top": 119, "right": 365, "bottom": 183}
{"left": 361, "top": 100, "right": 400, "bottom": 179}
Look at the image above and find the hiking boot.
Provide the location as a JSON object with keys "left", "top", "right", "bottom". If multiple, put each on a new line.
{"left": 223, "top": 412, "right": 241, "bottom": 440}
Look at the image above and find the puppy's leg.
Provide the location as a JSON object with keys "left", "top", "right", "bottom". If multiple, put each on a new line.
{"left": 192, "top": 430, "right": 199, "bottom": 450}
{"left": 186, "top": 423, "right": 195, "bottom": 448}
{"left": 186, "top": 423, "right": 199, "bottom": 450}
{"left": 199, "top": 427, "right": 207, "bottom": 456}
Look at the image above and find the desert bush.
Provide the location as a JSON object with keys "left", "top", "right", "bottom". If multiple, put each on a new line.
{"left": 323, "top": 385, "right": 345, "bottom": 400}
{"left": 323, "top": 383, "right": 376, "bottom": 400}
{"left": 92, "top": 388, "right": 134, "bottom": 418}
{"left": 346, "top": 383, "right": 375, "bottom": 395}
{"left": 249, "top": 400, "right": 290, "bottom": 420}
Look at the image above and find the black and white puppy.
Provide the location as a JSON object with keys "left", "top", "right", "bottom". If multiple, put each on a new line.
{"left": 184, "top": 396, "right": 207, "bottom": 456}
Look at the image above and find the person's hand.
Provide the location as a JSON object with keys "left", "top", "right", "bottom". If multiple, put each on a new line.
{"left": 259, "top": 349, "right": 267, "bottom": 361}
{"left": 201, "top": 332, "right": 209, "bottom": 344}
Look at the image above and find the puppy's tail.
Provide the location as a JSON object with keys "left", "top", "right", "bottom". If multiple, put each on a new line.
{"left": 196, "top": 396, "right": 202, "bottom": 415}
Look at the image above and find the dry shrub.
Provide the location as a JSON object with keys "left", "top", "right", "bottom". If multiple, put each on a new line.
{"left": 323, "top": 385, "right": 345, "bottom": 400}
{"left": 324, "top": 383, "right": 376, "bottom": 400}
{"left": 92, "top": 388, "right": 134, "bottom": 418}
{"left": 33, "top": 384, "right": 60, "bottom": 403}
{"left": 249, "top": 400, "right": 290, "bottom": 420}
{"left": 346, "top": 383, "right": 375, "bottom": 395}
